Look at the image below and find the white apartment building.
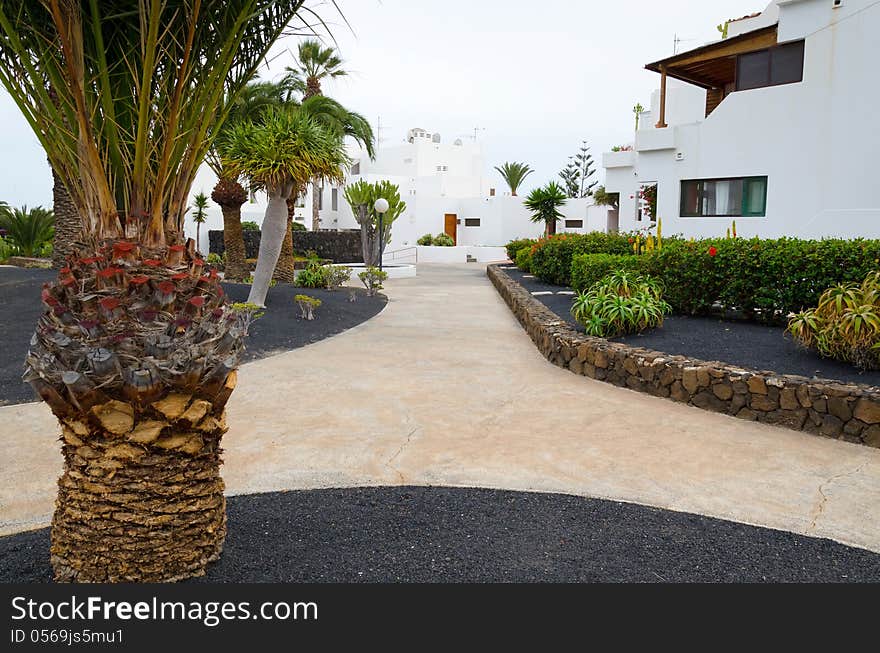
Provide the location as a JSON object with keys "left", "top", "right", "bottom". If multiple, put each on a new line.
{"left": 603, "top": 0, "right": 880, "bottom": 239}
{"left": 187, "top": 126, "right": 607, "bottom": 255}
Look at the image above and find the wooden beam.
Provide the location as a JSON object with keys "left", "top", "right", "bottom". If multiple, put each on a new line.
{"left": 656, "top": 66, "right": 668, "bottom": 128}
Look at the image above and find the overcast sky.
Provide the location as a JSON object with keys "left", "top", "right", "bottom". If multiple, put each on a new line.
{"left": 0, "top": 0, "right": 760, "bottom": 206}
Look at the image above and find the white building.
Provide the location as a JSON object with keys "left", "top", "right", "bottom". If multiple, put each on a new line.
{"left": 603, "top": 0, "right": 880, "bottom": 239}
{"left": 186, "top": 126, "right": 608, "bottom": 256}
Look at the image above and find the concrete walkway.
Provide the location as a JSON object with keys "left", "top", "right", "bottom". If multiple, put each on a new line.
{"left": 2, "top": 264, "right": 880, "bottom": 553}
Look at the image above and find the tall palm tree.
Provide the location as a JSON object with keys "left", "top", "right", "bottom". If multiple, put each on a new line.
{"left": 494, "top": 162, "right": 534, "bottom": 197}
{"left": 191, "top": 192, "right": 210, "bottom": 254}
{"left": 0, "top": 0, "right": 322, "bottom": 583}
{"left": 283, "top": 39, "right": 348, "bottom": 230}
{"left": 207, "top": 81, "right": 287, "bottom": 280}
{"left": 525, "top": 182, "right": 568, "bottom": 236}
{"left": 220, "top": 109, "right": 348, "bottom": 307}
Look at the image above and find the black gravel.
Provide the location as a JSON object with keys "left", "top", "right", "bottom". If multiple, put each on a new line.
{"left": 2, "top": 486, "right": 879, "bottom": 582}
{"left": 0, "top": 266, "right": 386, "bottom": 405}
{"left": 502, "top": 266, "right": 880, "bottom": 386}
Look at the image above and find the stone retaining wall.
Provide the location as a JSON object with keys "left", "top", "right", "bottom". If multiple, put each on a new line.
{"left": 488, "top": 264, "right": 880, "bottom": 449}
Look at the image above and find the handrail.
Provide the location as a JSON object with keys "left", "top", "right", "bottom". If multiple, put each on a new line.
{"left": 383, "top": 246, "right": 418, "bottom": 263}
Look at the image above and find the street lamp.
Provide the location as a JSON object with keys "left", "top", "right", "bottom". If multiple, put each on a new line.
{"left": 374, "top": 197, "right": 389, "bottom": 271}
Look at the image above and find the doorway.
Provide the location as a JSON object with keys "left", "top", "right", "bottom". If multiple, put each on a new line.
{"left": 444, "top": 214, "right": 457, "bottom": 244}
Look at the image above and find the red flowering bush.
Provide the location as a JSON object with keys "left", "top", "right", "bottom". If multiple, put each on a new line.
{"left": 708, "top": 246, "right": 718, "bottom": 257}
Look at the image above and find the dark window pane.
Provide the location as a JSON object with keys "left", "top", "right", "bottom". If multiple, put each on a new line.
{"left": 680, "top": 177, "right": 767, "bottom": 217}
{"left": 737, "top": 50, "right": 770, "bottom": 90}
{"left": 564, "top": 220, "right": 583, "bottom": 228}
{"left": 770, "top": 41, "right": 804, "bottom": 85}
{"left": 680, "top": 180, "right": 701, "bottom": 216}
{"left": 743, "top": 178, "right": 767, "bottom": 215}
{"left": 464, "top": 218, "right": 480, "bottom": 227}
{"left": 331, "top": 188, "right": 338, "bottom": 211}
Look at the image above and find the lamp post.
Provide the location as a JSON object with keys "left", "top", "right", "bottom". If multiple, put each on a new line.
{"left": 374, "top": 197, "right": 389, "bottom": 271}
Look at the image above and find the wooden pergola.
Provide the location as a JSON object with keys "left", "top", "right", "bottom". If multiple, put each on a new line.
{"left": 645, "top": 24, "right": 779, "bottom": 127}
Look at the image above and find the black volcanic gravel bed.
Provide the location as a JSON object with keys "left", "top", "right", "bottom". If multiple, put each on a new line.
{"left": 0, "top": 266, "right": 385, "bottom": 405}
{"left": 2, "top": 486, "right": 879, "bottom": 582}
{"left": 501, "top": 266, "right": 880, "bottom": 387}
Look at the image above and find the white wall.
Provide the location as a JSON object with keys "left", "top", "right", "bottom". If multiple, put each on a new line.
{"left": 603, "top": 0, "right": 880, "bottom": 240}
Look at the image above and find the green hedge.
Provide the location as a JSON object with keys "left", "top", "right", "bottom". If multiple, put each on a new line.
{"left": 571, "top": 253, "right": 641, "bottom": 292}
{"left": 515, "top": 247, "right": 532, "bottom": 272}
{"left": 639, "top": 238, "right": 880, "bottom": 323}
{"left": 505, "top": 238, "right": 537, "bottom": 262}
{"left": 530, "top": 232, "right": 632, "bottom": 286}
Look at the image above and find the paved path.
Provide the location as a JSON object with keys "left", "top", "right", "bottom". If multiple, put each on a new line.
{"left": 2, "top": 264, "right": 880, "bottom": 554}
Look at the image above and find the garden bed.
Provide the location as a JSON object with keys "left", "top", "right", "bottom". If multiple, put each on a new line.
{"left": 502, "top": 266, "right": 880, "bottom": 388}
{"left": 0, "top": 266, "right": 386, "bottom": 406}
{"left": 2, "top": 486, "right": 879, "bottom": 582}
{"left": 490, "top": 264, "right": 880, "bottom": 447}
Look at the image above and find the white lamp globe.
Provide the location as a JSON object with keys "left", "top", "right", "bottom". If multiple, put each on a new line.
{"left": 374, "top": 198, "right": 390, "bottom": 214}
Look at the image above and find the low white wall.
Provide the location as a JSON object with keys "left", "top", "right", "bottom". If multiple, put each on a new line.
{"left": 417, "top": 245, "right": 508, "bottom": 263}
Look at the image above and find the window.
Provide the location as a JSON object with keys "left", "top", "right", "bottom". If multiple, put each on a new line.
{"left": 736, "top": 40, "right": 804, "bottom": 91}
{"left": 464, "top": 218, "right": 481, "bottom": 227}
{"left": 565, "top": 219, "right": 583, "bottom": 228}
{"left": 317, "top": 186, "right": 323, "bottom": 210}
{"left": 331, "top": 188, "right": 338, "bottom": 211}
{"left": 351, "top": 162, "right": 360, "bottom": 175}
{"left": 680, "top": 176, "right": 767, "bottom": 217}
{"left": 436, "top": 165, "right": 448, "bottom": 172}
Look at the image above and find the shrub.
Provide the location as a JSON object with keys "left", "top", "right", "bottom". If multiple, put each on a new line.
{"left": 323, "top": 265, "right": 351, "bottom": 290}
{"left": 417, "top": 233, "right": 434, "bottom": 246}
{"left": 515, "top": 247, "right": 532, "bottom": 272}
{"left": 291, "top": 221, "right": 307, "bottom": 231}
{"left": 788, "top": 271, "right": 880, "bottom": 370}
{"left": 0, "top": 236, "right": 11, "bottom": 262}
{"left": 571, "top": 271, "right": 670, "bottom": 338}
{"left": 296, "top": 260, "right": 329, "bottom": 288}
{"left": 571, "top": 253, "right": 641, "bottom": 292}
{"left": 206, "top": 252, "right": 223, "bottom": 265}
{"left": 530, "top": 232, "right": 632, "bottom": 286}
{"left": 432, "top": 233, "right": 455, "bottom": 247}
{"left": 295, "top": 294, "right": 322, "bottom": 321}
{"left": 358, "top": 266, "right": 387, "bottom": 296}
{"left": 241, "top": 221, "right": 259, "bottom": 231}
{"left": 639, "top": 237, "right": 880, "bottom": 323}
{"left": 0, "top": 205, "right": 54, "bottom": 257}
{"left": 505, "top": 238, "right": 537, "bottom": 261}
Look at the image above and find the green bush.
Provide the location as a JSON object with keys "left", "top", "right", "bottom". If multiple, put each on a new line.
{"left": 571, "top": 271, "right": 670, "bottom": 338}
{"left": 295, "top": 261, "right": 329, "bottom": 288}
{"left": 241, "top": 221, "right": 259, "bottom": 231}
{"left": 515, "top": 247, "right": 532, "bottom": 272}
{"left": 571, "top": 253, "right": 641, "bottom": 292}
{"left": 788, "top": 271, "right": 880, "bottom": 370}
{"left": 323, "top": 265, "right": 351, "bottom": 290}
{"left": 639, "top": 237, "right": 880, "bottom": 324}
{"left": 291, "top": 221, "right": 307, "bottom": 231}
{"left": 505, "top": 238, "right": 537, "bottom": 261}
{"left": 417, "top": 233, "right": 433, "bottom": 246}
{"left": 0, "top": 236, "right": 11, "bottom": 262}
{"left": 432, "top": 233, "right": 455, "bottom": 247}
{"left": 358, "top": 266, "right": 387, "bottom": 296}
{"left": 530, "top": 232, "right": 632, "bottom": 286}
{"left": 206, "top": 252, "right": 223, "bottom": 265}
{"left": 295, "top": 294, "right": 322, "bottom": 320}
{"left": 0, "top": 205, "right": 54, "bottom": 257}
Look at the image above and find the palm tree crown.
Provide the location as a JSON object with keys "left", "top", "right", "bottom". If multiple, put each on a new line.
{"left": 524, "top": 182, "right": 567, "bottom": 236}
{"left": 285, "top": 38, "right": 347, "bottom": 99}
{"left": 494, "top": 162, "right": 534, "bottom": 196}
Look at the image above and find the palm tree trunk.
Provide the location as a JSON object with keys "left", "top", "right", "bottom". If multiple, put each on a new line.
{"left": 546, "top": 219, "right": 557, "bottom": 237}
{"left": 311, "top": 177, "right": 321, "bottom": 231}
{"left": 249, "top": 183, "right": 293, "bottom": 306}
{"left": 221, "top": 206, "right": 248, "bottom": 281}
{"left": 50, "top": 167, "right": 80, "bottom": 268}
{"left": 33, "top": 239, "right": 240, "bottom": 582}
{"left": 196, "top": 223, "right": 201, "bottom": 255}
{"left": 272, "top": 197, "right": 297, "bottom": 284}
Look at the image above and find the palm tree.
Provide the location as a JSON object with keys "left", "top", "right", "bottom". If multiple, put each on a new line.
{"left": 0, "top": 205, "right": 54, "bottom": 256}
{"left": 220, "top": 109, "right": 349, "bottom": 307}
{"left": 207, "top": 81, "right": 287, "bottom": 281}
{"left": 525, "top": 182, "right": 568, "bottom": 236}
{"left": 51, "top": 168, "right": 79, "bottom": 267}
{"left": 191, "top": 192, "right": 210, "bottom": 254}
{"left": 494, "top": 162, "right": 534, "bottom": 196}
{"left": 344, "top": 180, "right": 406, "bottom": 266}
{"left": 283, "top": 39, "right": 348, "bottom": 230}
{"left": 0, "top": 0, "right": 322, "bottom": 583}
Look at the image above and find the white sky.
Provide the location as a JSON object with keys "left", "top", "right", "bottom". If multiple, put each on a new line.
{"left": 0, "top": 0, "right": 760, "bottom": 206}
